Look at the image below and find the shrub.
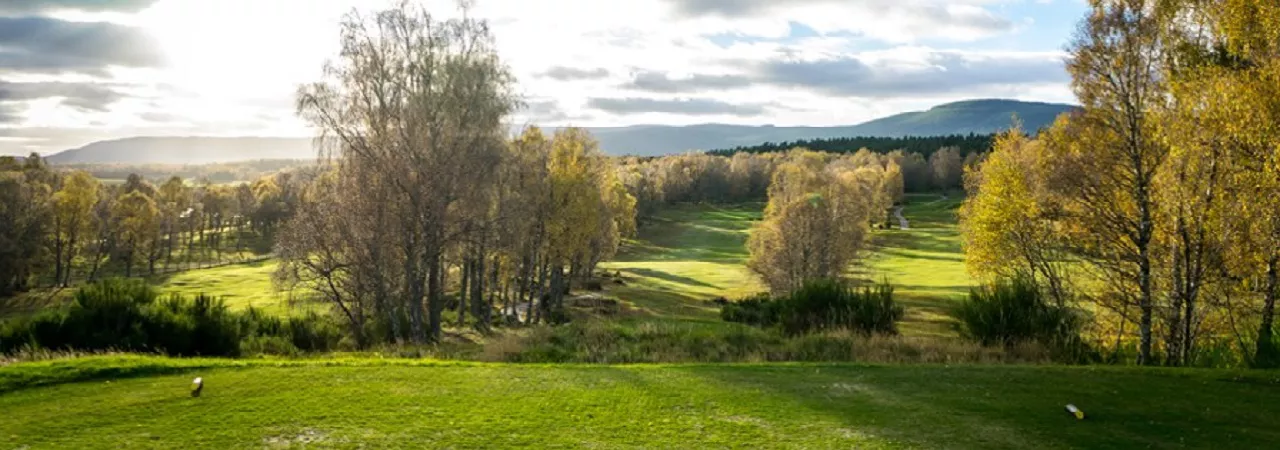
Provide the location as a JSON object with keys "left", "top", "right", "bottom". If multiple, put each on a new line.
{"left": 0, "top": 278, "right": 343, "bottom": 357}
{"left": 723, "top": 279, "right": 904, "bottom": 336}
{"left": 956, "top": 275, "right": 1089, "bottom": 360}
{"left": 719, "top": 293, "right": 779, "bottom": 326}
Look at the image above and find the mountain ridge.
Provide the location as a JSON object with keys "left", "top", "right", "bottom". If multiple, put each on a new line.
{"left": 44, "top": 98, "right": 1077, "bottom": 164}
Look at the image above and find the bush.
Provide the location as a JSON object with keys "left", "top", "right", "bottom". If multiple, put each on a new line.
{"left": 0, "top": 278, "right": 343, "bottom": 357}
{"left": 956, "top": 275, "right": 1088, "bottom": 359}
{"left": 722, "top": 279, "right": 904, "bottom": 336}
{"left": 719, "top": 293, "right": 779, "bottom": 326}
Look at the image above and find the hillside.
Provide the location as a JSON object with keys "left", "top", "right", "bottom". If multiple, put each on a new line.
{"left": 42, "top": 99, "right": 1076, "bottom": 164}
{"left": 45, "top": 137, "right": 318, "bottom": 165}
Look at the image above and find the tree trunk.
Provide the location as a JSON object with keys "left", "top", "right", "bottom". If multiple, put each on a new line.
{"left": 1166, "top": 244, "right": 1184, "bottom": 366}
{"left": 428, "top": 253, "right": 445, "bottom": 343}
{"left": 549, "top": 264, "right": 566, "bottom": 322}
{"left": 53, "top": 231, "right": 64, "bottom": 288}
{"left": 458, "top": 260, "right": 470, "bottom": 328}
{"left": 63, "top": 233, "right": 77, "bottom": 287}
{"left": 1256, "top": 256, "right": 1279, "bottom": 367}
{"left": 470, "top": 252, "right": 487, "bottom": 332}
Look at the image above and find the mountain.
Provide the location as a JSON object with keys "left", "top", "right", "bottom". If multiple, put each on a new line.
{"left": 45, "top": 137, "right": 317, "bottom": 165}
{"left": 575, "top": 99, "right": 1077, "bottom": 155}
{"left": 44, "top": 99, "right": 1077, "bottom": 164}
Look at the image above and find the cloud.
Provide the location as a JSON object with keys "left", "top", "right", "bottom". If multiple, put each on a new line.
{"left": 0, "top": 104, "right": 23, "bottom": 124}
{"left": 587, "top": 97, "right": 768, "bottom": 116}
{"left": 623, "top": 70, "right": 753, "bottom": 93}
{"left": 746, "top": 50, "right": 1068, "bottom": 98}
{"left": 539, "top": 66, "right": 611, "bottom": 81}
{"left": 0, "top": 0, "right": 159, "bottom": 13}
{"left": 0, "top": 81, "right": 124, "bottom": 112}
{"left": 0, "top": 17, "right": 163, "bottom": 75}
{"left": 663, "top": 0, "right": 1013, "bottom": 42}
{"left": 518, "top": 99, "right": 570, "bottom": 122}
{"left": 666, "top": 0, "right": 826, "bottom": 17}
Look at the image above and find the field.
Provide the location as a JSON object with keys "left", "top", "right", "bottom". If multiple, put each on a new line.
{"left": 4, "top": 356, "right": 1280, "bottom": 449}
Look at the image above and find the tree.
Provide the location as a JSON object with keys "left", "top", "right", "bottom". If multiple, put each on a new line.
{"left": 293, "top": 1, "right": 518, "bottom": 342}
{"left": 51, "top": 171, "right": 99, "bottom": 286}
{"left": 111, "top": 191, "right": 158, "bottom": 278}
{"left": 888, "top": 150, "right": 931, "bottom": 192}
{"left": 929, "top": 146, "right": 964, "bottom": 190}
{"left": 748, "top": 150, "right": 882, "bottom": 294}
{"left": 1054, "top": 0, "right": 1170, "bottom": 364}
{"left": 0, "top": 166, "right": 53, "bottom": 294}
{"left": 960, "top": 126, "right": 1073, "bottom": 306}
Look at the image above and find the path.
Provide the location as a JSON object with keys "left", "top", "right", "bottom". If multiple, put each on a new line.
{"left": 893, "top": 205, "right": 909, "bottom": 230}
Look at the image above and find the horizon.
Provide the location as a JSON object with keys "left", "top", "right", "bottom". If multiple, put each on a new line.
{"left": 0, "top": 0, "right": 1086, "bottom": 156}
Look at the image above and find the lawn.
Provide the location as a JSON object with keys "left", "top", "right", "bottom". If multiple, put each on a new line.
{"left": 862, "top": 193, "right": 971, "bottom": 336}
{"left": 154, "top": 260, "right": 314, "bottom": 316}
{"left": 2, "top": 356, "right": 1278, "bottom": 449}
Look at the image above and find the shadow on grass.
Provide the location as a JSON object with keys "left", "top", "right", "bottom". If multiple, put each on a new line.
{"left": 0, "top": 359, "right": 215, "bottom": 394}
{"left": 680, "top": 365, "right": 1280, "bottom": 449}
{"left": 624, "top": 268, "right": 719, "bottom": 289}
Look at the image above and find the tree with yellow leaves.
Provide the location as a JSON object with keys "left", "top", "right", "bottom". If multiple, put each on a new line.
{"left": 51, "top": 171, "right": 99, "bottom": 286}
{"left": 748, "top": 149, "right": 882, "bottom": 294}
{"left": 960, "top": 125, "right": 1073, "bottom": 306}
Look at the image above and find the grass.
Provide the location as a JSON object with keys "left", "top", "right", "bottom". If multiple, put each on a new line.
{"left": 154, "top": 260, "right": 315, "bottom": 316}
{"left": 862, "top": 193, "right": 971, "bottom": 337}
{"left": 600, "top": 203, "right": 767, "bottom": 323}
{"left": 600, "top": 196, "right": 972, "bottom": 337}
{"left": 3, "top": 356, "right": 1279, "bottom": 448}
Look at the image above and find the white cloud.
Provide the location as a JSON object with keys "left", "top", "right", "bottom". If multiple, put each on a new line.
{"left": 0, "top": 0, "right": 1077, "bottom": 155}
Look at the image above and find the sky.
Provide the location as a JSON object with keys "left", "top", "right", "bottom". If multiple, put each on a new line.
{"left": 0, "top": 0, "right": 1088, "bottom": 156}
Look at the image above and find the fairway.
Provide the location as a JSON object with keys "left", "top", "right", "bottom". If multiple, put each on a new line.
{"left": 3, "top": 357, "right": 1278, "bottom": 449}
{"left": 154, "top": 260, "right": 310, "bottom": 315}
{"left": 599, "top": 196, "right": 971, "bottom": 336}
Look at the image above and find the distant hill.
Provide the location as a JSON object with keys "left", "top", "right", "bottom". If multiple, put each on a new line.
{"left": 44, "top": 99, "right": 1077, "bottom": 163}
{"left": 46, "top": 137, "right": 318, "bottom": 165}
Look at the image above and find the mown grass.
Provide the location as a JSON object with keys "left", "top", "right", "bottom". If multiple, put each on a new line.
{"left": 862, "top": 193, "right": 971, "bottom": 337}
{"left": 154, "top": 260, "right": 317, "bottom": 316}
{"left": 601, "top": 196, "right": 971, "bottom": 338}
{"left": 2, "top": 356, "right": 1279, "bottom": 449}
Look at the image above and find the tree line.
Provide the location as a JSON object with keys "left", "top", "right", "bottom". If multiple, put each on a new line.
{"left": 706, "top": 134, "right": 996, "bottom": 158}
{"left": 961, "top": 0, "right": 1280, "bottom": 367}
{"left": 60, "top": 159, "right": 312, "bottom": 185}
{"left": 618, "top": 147, "right": 979, "bottom": 221}
{"left": 0, "top": 154, "right": 297, "bottom": 296}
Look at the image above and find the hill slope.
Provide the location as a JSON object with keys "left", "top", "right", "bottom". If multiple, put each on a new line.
{"left": 45, "top": 137, "right": 317, "bottom": 165}
{"left": 44, "top": 99, "right": 1076, "bottom": 163}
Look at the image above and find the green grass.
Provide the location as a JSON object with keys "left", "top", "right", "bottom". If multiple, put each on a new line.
{"left": 3, "top": 356, "right": 1278, "bottom": 449}
{"left": 154, "top": 260, "right": 314, "bottom": 316}
{"left": 601, "top": 196, "right": 972, "bottom": 337}
{"left": 600, "top": 204, "right": 766, "bottom": 323}
{"left": 862, "top": 193, "right": 971, "bottom": 337}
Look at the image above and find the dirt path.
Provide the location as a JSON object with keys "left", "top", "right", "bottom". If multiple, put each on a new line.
{"left": 893, "top": 206, "right": 909, "bottom": 230}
